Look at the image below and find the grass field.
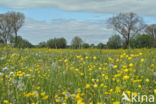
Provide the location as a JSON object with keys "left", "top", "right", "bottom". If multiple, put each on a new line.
{"left": 0, "top": 48, "right": 156, "bottom": 104}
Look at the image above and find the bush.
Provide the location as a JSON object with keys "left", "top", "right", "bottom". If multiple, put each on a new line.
{"left": 107, "top": 35, "right": 122, "bottom": 49}
{"left": 97, "top": 43, "right": 105, "bottom": 49}
{"left": 11, "top": 36, "right": 33, "bottom": 48}
{"left": 130, "top": 34, "right": 152, "bottom": 48}
{"left": 82, "top": 43, "right": 89, "bottom": 48}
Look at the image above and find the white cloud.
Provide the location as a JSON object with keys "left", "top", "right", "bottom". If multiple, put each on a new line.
{"left": 0, "top": 0, "right": 156, "bottom": 16}
{"left": 19, "top": 18, "right": 113, "bottom": 45}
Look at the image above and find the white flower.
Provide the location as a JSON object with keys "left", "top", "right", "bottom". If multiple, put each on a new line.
{"left": 0, "top": 72, "right": 4, "bottom": 76}
{"left": 153, "top": 72, "right": 156, "bottom": 77}
{"left": 3, "top": 67, "right": 8, "bottom": 71}
{"left": 9, "top": 72, "right": 14, "bottom": 76}
{"left": 0, "top": 56, "right": 4, "bottom": 60}
{"left": 17, "top": 80, "right": 25, "bottom": 91}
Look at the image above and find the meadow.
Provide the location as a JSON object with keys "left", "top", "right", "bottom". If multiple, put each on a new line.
{"left": 0, "top": 48, "right": 156, "bottom": 104}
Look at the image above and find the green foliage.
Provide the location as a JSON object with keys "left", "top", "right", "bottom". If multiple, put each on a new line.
{"left": 0, "top": 39, "right": 4, "bottom": 43}
{"left": 130, "top": 34, "right": 152, "bottom": 48}
{"left": 38, "top": 42, "right": 47, "bottom": 48}
{"left": 152, "top": 40, "right": 156, "bottom": 48}
{"left": 71, "top": 36, "right": 83, "bottom": 49}
{"left": 90, "top": 44, "right": 95, "bottom": 48}
{"left": 82, "top": 43, "right": 90, "bottom": 48}
{"left": 11, "top": 36, "right": 33, "bottom": 48}
{"left": 47, "top": 38, "right": 67, "bottom": 49}
{"left": 107, "top": 35, "right": 122, "bottom": 49}
{"left": 97, "top": 43, "right": 106, "bottom": 49}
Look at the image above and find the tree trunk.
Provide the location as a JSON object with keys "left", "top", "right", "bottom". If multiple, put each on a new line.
{"left": 126, "top": 31, "right": 130, "bottom": 49}
{"left": 14, "top": 30, "right": 17, "bottom": 47}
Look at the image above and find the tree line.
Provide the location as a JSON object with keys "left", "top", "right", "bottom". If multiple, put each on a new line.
{"left": 0, "top": 12, "right": 156, "bottom": 49}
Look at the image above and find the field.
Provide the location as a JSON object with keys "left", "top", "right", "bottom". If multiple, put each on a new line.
{"left": 0, "top": 48, "right": 156, "bottom": 104}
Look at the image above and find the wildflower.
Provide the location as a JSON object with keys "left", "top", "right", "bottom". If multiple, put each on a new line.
{"left": 113, "top": 65, "right": 117, "bottom": 69}
{"left": 133, "top": 92, "right": 138, "bottom": 96}
{"left": 91, "top": 78, "right": 95, "bottom": 82}
{"left": 123, "top": 68, "right": 128, "bottom": 72}
{"left": 154, "top": 89, "right": 156, "bottom": 94}
{"left": 64, "top": 59, "right": 68, "bottom": 63}
{"left": 125, "top": 90, "right": 131, "bottom": 96}
{"left": 75, "top": 68, "right": 79, "bottom": 72}
{"left": 55, "top": 99, "right": 60, "bottom": 103}
{"left": 100, "top": 83, "right": 104, "bottom": 87}
{"left": 93, "top": 56, "right": 97, "bottom": 60}
{"left": 32, "top": 91, "right": 39, "bottom": 98}
{"left": 145, "top": 79, "right": 150, "bottom": 82}
{"left": 105, "top": 75, "right": 108, "bottom": 80}
{"left": 41, "top": 95, "right": 48, "bottom": 100}
{"left": 93, "top": 84, "right": 98, "bottom": 89}
{"left": 77, "top": 56, "right": 81, "bottom": 58}
{"left": 25, "top": 92, "right": 31, "bottom": 98}
{"left": 140, "top": 58, "right": 144, "bottom": 62}
{"left": 89, "top": 102, "right": 93, "bottom": 104}
{"left": 129, "top": 63, "right": 133, "bottom": 67}
{"left": 55, "top": 95, "right": 58, "bottom": 98}
{"left": 85, "top": 56, "right": 88, "bottom": 59}
{"left": 139, "top": 52, "right": 143, "bottom": 56}
{"left": 85, "top": 84, "right": 90, "bottom": 89}
{"left": 138, "top": 85, "right": 142, "bottom": 88}
{"left": 113, "top": 101, "right": 120, "bottom": 104}
{"left": 123, "top": 75, "right": 129, "bottom": 80}
{"left": 98, "top": 67, "right": 102, "bottom": 71}
{"left": 36, "top": 86, "right": 40, "bottom": 90}
{"left": 128, "top": 57, "right": 132, "bottom": 60}
{"left": 70, "top": 94, "right": 75, "bottom": 97}
{"left": 3, "top": 100, "right": 8, "bottom": 104}
{"left": 62, "top": 91, "right": 66, "bottom": 95}
{"left": 80, "top": 73, "right": 84, "bottom": 76}
{"left": 41, "top": 92, "right": 46, "bottom": 96}
{"left": 115, "top": 86, "right": 121, "bottom": 93}
{"left": 97, "top": 102, "right": 102, "bottom": 104}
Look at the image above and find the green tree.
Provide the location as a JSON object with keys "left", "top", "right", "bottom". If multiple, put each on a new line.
{"left": 0, "top": 14, "right": 13, "bottom": 43}
{"left": 107, "top": 35, "right": 122, "bottom": 49}
{"left": 71, "top": 36, "right": 83, "bottom": 49}
{"left": 57, "top": 38, "right": 67, "bottom": 48}
{"left": 47, "top": 38, "right": 67, "bottom": 49}
{"left": 145, "top": 24, "right": 156, "bottom": 40}
{"left": 6, "top": 12, "right": 25, "bottom": 47}
{"left": 0, "top": 12, "right": 25, "bottom": 45}
{"left": 11, "top": 36, "right": 33, "bottom": 48}
{"left": 38, "top": 42, "right": 47, "bottom": 48}
{"left": 97, "top": 43, "right": 105, "bottom": 49}
{"left": 108, "top": 12, "right": 145, "bottom": 48}
{"left": 133, "top": 34, "right": 152, "bottom": 48}
{"left": 82, "top": 43, "right": 89, "bottom": 48}
{"left": 90, "top": 44, "right": 95, "bottom": 48}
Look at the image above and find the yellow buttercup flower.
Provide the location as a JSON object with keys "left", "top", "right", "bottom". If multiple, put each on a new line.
{"left": 123, "top": 75, "right": 129, "bottom": 80}
{"left": 3, "top": 100, "right": 9, "bottom": 104}
{"left": 154, "top": 89, "right": 156, "bottom": 94}
{"left": 93, "top": 84, "right": 98, "bottom": 89}
{"left": 85, "top": 84, "right": 90, "bottom": 89}
{"left": 113, "top": 101, "right": 120, "bottom": 104}
{"left": 41, "top": 92, "right": 46, "bottom": 96}
{"left": 113, "top": 65, "right": 117, "bottom": 69}
{"left": 42, "top": 95, "right": 49, "bottom": 100}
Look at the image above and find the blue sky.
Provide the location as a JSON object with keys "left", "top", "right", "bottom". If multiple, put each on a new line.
{"left": 0, "top": 0, "right": 156, "bottom": 45}
{"left": 0, "top": 6, "right": 113, "bottom": 22}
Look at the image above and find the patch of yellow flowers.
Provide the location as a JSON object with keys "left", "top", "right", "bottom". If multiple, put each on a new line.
{"left": 0, "top": 48, "right": 155, "bottom": 104}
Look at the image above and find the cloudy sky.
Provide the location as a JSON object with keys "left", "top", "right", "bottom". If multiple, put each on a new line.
{"left": 0, "top": 0, "right": 156, "bottom": 45}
